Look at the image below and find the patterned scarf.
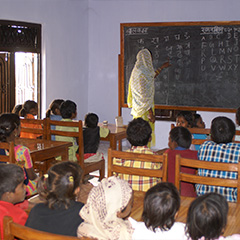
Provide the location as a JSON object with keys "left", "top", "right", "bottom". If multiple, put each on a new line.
{"left": 127, "top": 49, "right": 155, "bottom": 118}
{"left": 77, "top": 176, "right": 133, "bottom": 240}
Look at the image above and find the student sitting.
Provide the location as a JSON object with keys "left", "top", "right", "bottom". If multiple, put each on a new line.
{"left": 197, "top": 116, "right": 240, "bottom": 202}
{"left": 176, "top": 111, "right": 194, "bottom": 128}
{"left": 0, "top": 164, "right": 28, "bottom": 240}
{"left": 25, "top": 161, "right": 84, "bottom": 237}
{"left": 19, "top": 100, "right": 42, "bottom": 139}
{"left": 77, "top": 176, "right": 133, "bottom": 239}
{"left": 193, "top": 113, "right": 205, "bottom": 128}
{"left": 0, "top": 113, "right": 38, "bottom": 196}
{"left": 130, "top": 182, "right": 187, "bottom": 240}
{"left": 113, "top": 117, "right": 161, "bottom": 192}
{"left": 55, "top": 100, "right": 78, "bottom": 161}
{"left": 192, "top": 113, "right": 208, "bottom": 150}
{"left": 12, "top": 104, "right": 22, "bottom": 115}
{"left": 186, "top": 192, "right": 240, "bottom": 240}
{"left": 46, "top": 99, "right": 64, "bottom": 140}
{"left": 83, "top": 112, "right": 109, "bottom": 163}
{"left": 165, "top": 126, "right": 197, "bottom": 197}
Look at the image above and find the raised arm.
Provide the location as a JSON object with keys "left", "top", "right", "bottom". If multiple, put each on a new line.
{"left": 154, "top": 59, "right": 171, "bottom": 78}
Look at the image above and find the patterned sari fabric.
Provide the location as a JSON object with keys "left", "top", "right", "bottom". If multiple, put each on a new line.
{"left": 77, "top": 176, "right": 133, "bottom": 240}
{"left": 14, "top": 145, "right": 37, "bottom": 196}
{"left": 127, "top": 49, "right": 156, "bottom": 146}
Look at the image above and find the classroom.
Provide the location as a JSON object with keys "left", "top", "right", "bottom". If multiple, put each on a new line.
{"left": 1, "top": 0, "right": 240, "bottom": 239}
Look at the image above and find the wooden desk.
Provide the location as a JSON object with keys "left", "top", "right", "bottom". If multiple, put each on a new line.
{"left": 15, "top": 138, "right": 72, "bottom": 172}
{"left": 99, "top": 123, "right": 127, "bottom": 150}
{"left": 131, "top": 191, "right": 240, "bottom": 237}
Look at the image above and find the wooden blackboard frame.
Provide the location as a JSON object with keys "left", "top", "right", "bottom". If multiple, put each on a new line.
{"left": 119, "top": 21, "right": 240, "bottom": 116}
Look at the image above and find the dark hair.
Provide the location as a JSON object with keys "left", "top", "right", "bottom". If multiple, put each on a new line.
{"left": 37, "top": 161, "right": 83, "bottom": 209}
{"left": 20, "top": 100, "right": 38, "bottom": 117}
{"left": 0, "top": 164, "right": 24, "bottom": 199}
{"left": 236, "top": 107, "right": 240, "bottom": 125}
{"left": 85, "top": 113, "right": 99, "bottom": 128}
{"left": 169, "top": 126, "right": 192, "bottom": 149}
{"left": 127, "top": 118, "right": 152, "bottom": 146}
{"left": 46, "top": 99, "right": 64, "bottom": 118}
{"left": 0, "top": 113, "right": 20, "bottom": 142}
{"left": 60, "top": 100, "right": 77, "bottom": 119}
{"left": 186, "top": 192, "right": 228, "bottom": 240}
{"left": 210, "top": 116, "right": 235, "bottom": 144}
{"left": 142, "top": 182, "right": 180, "bottom": 232}
{"left": 177, "top": 111, "right": 194, "bottom": 128}
{"left": 12, "top": 104, "right": 22, "bottom": 115}
{"left": 193, "top": 113, "right": 201, "bottom": 127}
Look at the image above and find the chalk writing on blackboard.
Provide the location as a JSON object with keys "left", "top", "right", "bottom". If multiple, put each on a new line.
{"left": 121, "top": 22, "right": 240, "bottom": 110}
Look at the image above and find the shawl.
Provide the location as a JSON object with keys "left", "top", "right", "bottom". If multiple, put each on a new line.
{"left": 77, "top": 176, "right": 133, "bottom": 240}
{"left": 127, "top": 49, "right": 155, "bottom": 118}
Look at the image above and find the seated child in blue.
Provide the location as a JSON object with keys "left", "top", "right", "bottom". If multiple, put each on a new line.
{"left": 192, "top": 113, "right": 208, "bottom": 150}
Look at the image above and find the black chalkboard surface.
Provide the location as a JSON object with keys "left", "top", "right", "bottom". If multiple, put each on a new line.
{"left": 119, "top": 22, "right": 240, "bottom": 113}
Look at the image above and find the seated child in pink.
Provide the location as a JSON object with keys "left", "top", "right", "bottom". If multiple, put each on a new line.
{"left": 0, "top": 113, "right": 38, "bottom": 196}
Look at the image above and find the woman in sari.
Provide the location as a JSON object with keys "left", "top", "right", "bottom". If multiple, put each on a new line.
{"left": 127, "top": 49, "right": 170, "bottom": 146}
{"left": 77, "top": 176, "right": 133, "bottom": 240}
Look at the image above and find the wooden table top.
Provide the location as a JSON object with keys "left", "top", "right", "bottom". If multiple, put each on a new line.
{"left": 98, "top": 123, "right": 127, "bottom": 135}
{"left": 131, "top": 191, "right": 240, "bottom": 237}
{"left": 15, "top": 138, "right": 72, "bottom": 153}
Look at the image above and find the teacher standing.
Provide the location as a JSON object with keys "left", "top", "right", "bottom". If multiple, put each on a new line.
{"left": 127, "top": 48, "right": 170, "bottom": 146}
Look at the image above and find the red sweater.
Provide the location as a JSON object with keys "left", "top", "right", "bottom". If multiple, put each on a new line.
{"left": 165, "top": 149, "right": 198, "bottom": 197}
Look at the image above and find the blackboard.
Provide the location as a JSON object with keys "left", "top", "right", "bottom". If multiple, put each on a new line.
{"left": 119, "top": 22, "right": 240, "bottom": 113}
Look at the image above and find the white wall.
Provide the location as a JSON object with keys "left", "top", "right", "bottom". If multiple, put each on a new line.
{"left": 88, "top": 0, "right": 240, "bottom": 149}
{"left": 0, "top": 0, "right": 89, "bottom": 119}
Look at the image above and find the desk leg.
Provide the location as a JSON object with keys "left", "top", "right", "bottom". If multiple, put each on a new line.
{"left": 61, "top": 149, "right": 69, "bottom": 161}
{"left": 109, "top": 135, "right": 117, "bottom": 150}
{"left": 118, "top": 140, "right": 122, "bottom": 151}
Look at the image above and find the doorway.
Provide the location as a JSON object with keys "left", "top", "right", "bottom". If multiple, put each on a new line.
{"left": 0, "top": 20, "right": 41, "bottom": 114}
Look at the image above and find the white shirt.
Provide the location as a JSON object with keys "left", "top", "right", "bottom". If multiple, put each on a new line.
{"left": 129, "top": 217, "right": 187, "bottom": 240}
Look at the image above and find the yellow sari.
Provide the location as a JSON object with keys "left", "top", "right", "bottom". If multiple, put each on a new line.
{"left": 127, "top": 49, "right": 155, "bottom": 146}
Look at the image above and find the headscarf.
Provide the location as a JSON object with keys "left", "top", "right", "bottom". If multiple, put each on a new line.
{"left": 77, "top": 176, "right": 133, "bottom": 240}
{"left": 127, "top": 49, "right": 155, "bottom": 118}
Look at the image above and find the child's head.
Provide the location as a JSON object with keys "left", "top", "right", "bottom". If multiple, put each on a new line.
{"left": 46, "top": 99, "right": 64, "bottom": 118}
{"left": 0, "top": 163, "right": 26, "bottom": 204}
{"left": 210, "top": 116, "right": 235, "bottom": 144}
{"left": 127, "top": 118, "right": 152, "bottom": 146}
{"left": 176, "top": 111, "right": 194, "bottom": 128}
{"left": 193, "top": 113, "right": 205, "bottom": 128}
{"left": 37, "top": 161, "right": 83, "bottom": 209}
{"left": 81, "top": 176, "right": 133, "bottom": 221}
{"left": 84, "top": 113, "right": 99, "bottom": 128}
{"left": 20, "top": 100, "right": 38, "bottom": 117}
{"left": 12, "top": 104, "right": 22, "bottom": 116}
{"left": 168, "top": 126, "right": 192, "bottom": 150}
{"left": 60, "top": 100, "right": 77, "bottom": 119}
{"left": 0, "top": 113, "right": 21, "bottom": 142}
{"left": 78, "top": 176, "right": 133, "bottom": 239}
{"left": 186, "top": 192, "right": 228, "bottom": 240}
{"left": 142, "top": 182, "right": 180, "bottom": 232}
{"left": 236, "top": 106, "right": 240, "bottom": 126}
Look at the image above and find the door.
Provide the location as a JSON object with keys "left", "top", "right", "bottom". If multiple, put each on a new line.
{"left": 0, "top": 53, "right": 13, "bottom": 113}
